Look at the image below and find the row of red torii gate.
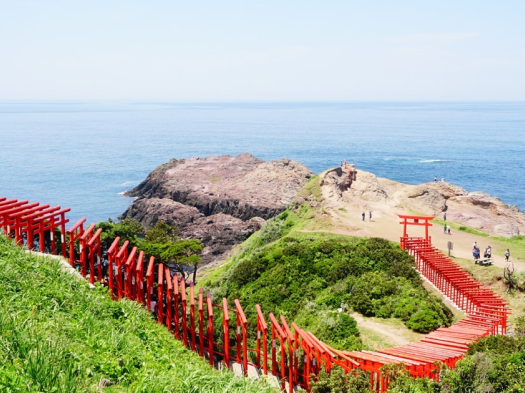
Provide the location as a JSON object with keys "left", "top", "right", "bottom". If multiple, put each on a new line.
{"left": 0, "top": 197, "right": 510, "bottom": 392}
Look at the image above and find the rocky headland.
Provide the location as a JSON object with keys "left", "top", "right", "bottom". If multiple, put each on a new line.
{"left": 321, "top": 166, "right": 525, "bottom": 237}
{"left": 123, "top": 155, "right": 525, "bottom": 267}
{"left": 122, "top": 153, "right": 313, "bottom": 264}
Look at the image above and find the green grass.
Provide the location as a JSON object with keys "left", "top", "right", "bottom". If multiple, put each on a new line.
{"left": 0, "top": 236, "right": 275, "bottom": 392}
{"left": 297, "top": 175, "right": 322, "bottom": 202}
{"left": 209, "top": 177, "right": 222, "bottom": 182}
{"left": 491, "top": 235, "right": 525, "bottom": 261}
{"left": 431, "top": 217, "right": 490, "bottom": 237}
{"left": 430, "top": 216, "right": 525, "bottom": 261}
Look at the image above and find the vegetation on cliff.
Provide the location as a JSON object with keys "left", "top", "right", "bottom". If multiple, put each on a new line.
{"left": 201, "top": 203, "right": 454, "bottom": 350}
{"left": 0, "top": 236, "right": 273, "bottom": 392}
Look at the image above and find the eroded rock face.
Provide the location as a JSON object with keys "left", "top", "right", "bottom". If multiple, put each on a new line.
{"left": 122, "top": 154, "right": 312, "bottom": 264}
{"left": 322, "top": 167, "right": 525, "bottom": 237}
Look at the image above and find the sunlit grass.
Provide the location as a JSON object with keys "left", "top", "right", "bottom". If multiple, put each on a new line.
{"left": 0, "top": 236, "right": 275, "bottom": 392}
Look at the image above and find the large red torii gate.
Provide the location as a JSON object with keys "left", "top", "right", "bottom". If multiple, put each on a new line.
{"left": 398, "top": 214, "right": 434, "bottom": 245}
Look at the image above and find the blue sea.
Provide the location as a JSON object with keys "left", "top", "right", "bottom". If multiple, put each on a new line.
{"left": 1, "top": 101, "right": 524, "bottom": 225}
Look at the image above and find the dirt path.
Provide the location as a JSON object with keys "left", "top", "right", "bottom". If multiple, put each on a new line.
{"left": 350, "top": 313, "right": 423, "bottom": 349}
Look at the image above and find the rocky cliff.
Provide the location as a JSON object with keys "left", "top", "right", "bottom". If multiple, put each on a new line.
{"left": 122, "top": 153, "right": 312, "bottom": 264}
{"left": 321, "top": 167, "right": 525, "bottom": 237}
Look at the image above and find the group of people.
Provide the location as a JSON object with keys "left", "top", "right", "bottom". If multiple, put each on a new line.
{"left": 472, "top": 242, "right": 511, "bottom": 261}
{"left": 362, "top": 211, "right": 372, "bottom": 221}
{"left": 443, "top": 224, "right": 451, "bottom": 235}
{"left": 472, "top": 242, "right": 490, "bottom": 259}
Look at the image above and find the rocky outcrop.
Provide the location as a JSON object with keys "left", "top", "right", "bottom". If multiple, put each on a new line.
{"left": 122, "top": 154, "right": 312, "bottom": 264}
{"left": 322, "top": 167, "right": 525, "bottom": 237}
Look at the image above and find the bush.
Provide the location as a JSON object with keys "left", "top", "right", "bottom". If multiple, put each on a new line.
{"left": 310, "top": 367, "right": 370, "bottom": 393}
{"left": 213, "top": 231, "right": 453, "bottom": 349}
{"left": 406, "top": 310, "right": 442, "bottom": 333}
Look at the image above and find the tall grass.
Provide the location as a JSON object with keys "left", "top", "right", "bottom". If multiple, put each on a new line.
{"left": 0, "top": 236, "right": 275, "bottom": 392}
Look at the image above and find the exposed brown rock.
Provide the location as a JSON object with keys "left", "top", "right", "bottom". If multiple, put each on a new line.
{"left": 122, "top": 153, "right": 312, "bottom": 264}
{"left": 322, "top": 167, "right": 525, "bottom": 237}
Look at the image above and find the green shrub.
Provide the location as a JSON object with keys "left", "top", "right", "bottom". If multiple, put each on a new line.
{"left": 310, "top": 367, "right": 370, "bottom": 392}
{"left": 406, "top": 310, "right": 442, "bottom": 333}
{"left": 213, "top": 231, "right": 453, "bottom": 349}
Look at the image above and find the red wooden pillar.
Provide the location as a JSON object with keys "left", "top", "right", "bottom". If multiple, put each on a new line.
{"left": 165, "top": 267, "right": 173, "bottom": 331}
{"left": 234, "top": 299, "right": 248, "bottom": 375}
{"left": 222, "top": 298, "right": 230, "bottom": 369}
{"left": 87, "top": 228, "right": 103, "bottom": 284}
{"left": 145, "top": 256, "right": 155, "bottom": 311}
{"left": 124, "top": 247, "right": 137, "bottom": 299}
{"left": 256, "top": 304, "right": 268, "bottom": 375}
{"left": 157, "top": 263, "right": 164, "bottom": 324}
{"left": 95, "top": 230, "right": 103, "bottom": 282}
{"left": 173, "top": 274, "right": 180, "bottom": 339}
{"left": 115, "top": 240, "right": 129, "bottom": 300}
{"left": 79, "top": 224, "right": 96, "bottom": 278}
{"left": 198, "top": 288, "right": 204, "bottom": 357}
{"left": 59, "top": 211, "right": 68, "bottom": 257}
{"left": 190, "top": 284, "right": 196, "bottom": 351}
{"left": 107, "top": 237, "right": 121, "bottom": 300}
{"left": 67, "top": 218, "right": 86, "bottom": 267}
{"left": 181, "top": 279, "right": 188, "bottom": 347}
{"left": 135, "top": 251, "right": 145, "bottom": 304}
{"left": 207, "top": 293, "right": 214, "bottom": 366}
{"left": 280, "top": 316, "right": 295, "bottom": 393}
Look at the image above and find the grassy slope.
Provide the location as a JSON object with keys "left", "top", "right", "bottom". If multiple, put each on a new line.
{"left": 0, "top": 236, "right": 275, "bottom": 393}
{"left": 197, "top": 176, "right": 328, "bottom": 288}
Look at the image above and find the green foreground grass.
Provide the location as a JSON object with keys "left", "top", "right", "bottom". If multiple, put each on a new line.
{"left": 0, "top": 236, "right": 274, "bottom": 392}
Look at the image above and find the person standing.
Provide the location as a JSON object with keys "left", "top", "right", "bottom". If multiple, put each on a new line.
{"left": 362, "top": 212, "right": 365, "bottom": 221}
{"left": 443, "top": 212, "right": 447, "bottom": 221}
{"left": 505, "top": 249, "right": 510, "bottom": 261}
{"left": 369, "top": 211, "right": 372, "bottom": 221}
{"left": 484, "top": 246, "right": 492, "bottom": 258}
{"left": 447, "top": 225, "right": 451, "bottom": 235}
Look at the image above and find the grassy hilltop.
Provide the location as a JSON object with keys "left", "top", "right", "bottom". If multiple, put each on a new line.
{"left": 0, "top": 236, "right": 274, "bottom": 392}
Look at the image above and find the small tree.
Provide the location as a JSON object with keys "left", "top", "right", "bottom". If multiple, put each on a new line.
{"left": 96, "top": 218, "right": 145, "bottom": 251}
{"left": 504, "top": 262, "right": 517, "bottom": 293}
{"left": 141, "top": 221, "right": 203, "bottom": 284}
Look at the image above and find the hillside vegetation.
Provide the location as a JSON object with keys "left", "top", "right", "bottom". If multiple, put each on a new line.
{"left": 202, "top": 206, "right": 454, "bottom": 351}
{"left": 0, "top": 236, "right": 274, "bottom": 392}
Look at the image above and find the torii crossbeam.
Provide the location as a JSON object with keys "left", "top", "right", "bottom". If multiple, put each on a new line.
{"left": 398, "top": 214, "right": 434, "bottom": 245}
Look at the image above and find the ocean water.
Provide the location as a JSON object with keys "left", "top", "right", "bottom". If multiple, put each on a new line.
{"left": 1, "top": 101, "right": 524, "bottom": 225}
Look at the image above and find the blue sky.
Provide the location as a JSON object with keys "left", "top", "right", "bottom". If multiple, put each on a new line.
{"left": 1, "top": 1, "right": 524, "bottom": 100}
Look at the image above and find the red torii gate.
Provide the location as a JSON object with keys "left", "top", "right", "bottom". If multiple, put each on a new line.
{"left": 398, "top": 214, "right": 434, "bottom": 246}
